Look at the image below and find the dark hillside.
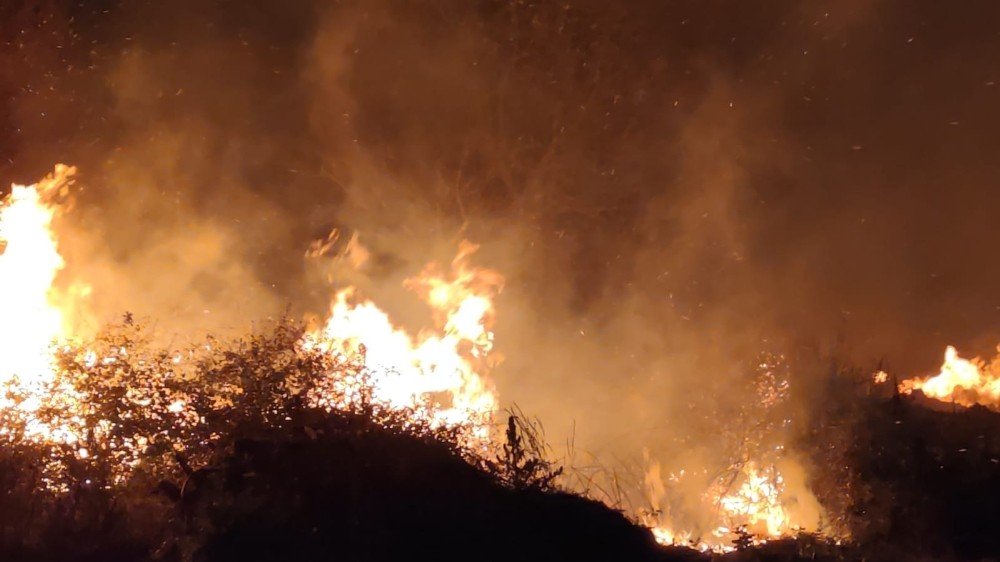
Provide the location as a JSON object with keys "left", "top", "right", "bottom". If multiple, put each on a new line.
{"left": 0, "top": 323, "right": 998, "bottom": 562}
{"left": 192, "top": 412, "right": 665, "bottom": 562}
{"left": 844, "top": 396, "right": 1000, "bottom": 560}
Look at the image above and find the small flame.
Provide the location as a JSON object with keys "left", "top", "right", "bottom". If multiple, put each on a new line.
{"left": 898, "top": 345, "right": 1000, "bottom": 409}
{"left": 640, "top": 353, "right": 823, "bottom": 551}
{"left": 643, "top": 461, "right": 801, "bottom": 552}
{"left": 716, "top": 463, "right": 791, "bottom": 538}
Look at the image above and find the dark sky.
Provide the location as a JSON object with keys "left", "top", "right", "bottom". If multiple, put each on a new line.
{"left": 1, "top": 0, "right": 998, "bottom": 452}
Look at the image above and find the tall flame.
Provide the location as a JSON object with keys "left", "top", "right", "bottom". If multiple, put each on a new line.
{"left": 0, "top": 165, "right": 77, "bottom": 416}
{"left": 898, "top": 345, "right": 1000, "bottom": 410}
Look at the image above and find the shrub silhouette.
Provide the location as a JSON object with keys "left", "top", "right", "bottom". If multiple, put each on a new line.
{"left": 0, "top": 320, "right": 997, "bottom": 561}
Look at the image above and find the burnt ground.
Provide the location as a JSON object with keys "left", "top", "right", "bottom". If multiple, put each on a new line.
{"left": 0, "top": 395, "right": 998, "bottom": 562}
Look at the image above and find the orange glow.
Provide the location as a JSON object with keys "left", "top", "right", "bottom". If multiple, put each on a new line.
{"left": 0, "top": 165, "right": 837, "bottom": 549}
{"left": 716, "top": 463, "right": 792, "bottom": 538}
{"left": 302, "top": 241, "right": 503, "bottom": 447}
{"left": 0, "top": 165, "right": 88, "bottom": 444}
{"left": 0, "top": 166, "right": 505, "bottom": 488}
{"left": 898, "top": 345, "right": 1000, "bottom": 409}
{"left": 643, "top": 460, "right": 805, "bottom": 552}
{"left": 0, "top": 166, "right": 74, "bottom": 390}
{"left": 640, "top": 352, "right": 824, "bottom": 551}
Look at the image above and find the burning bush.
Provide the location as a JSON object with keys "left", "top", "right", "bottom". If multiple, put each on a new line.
{"left": 0, "top": 318, "right": 661, "bottom": 562}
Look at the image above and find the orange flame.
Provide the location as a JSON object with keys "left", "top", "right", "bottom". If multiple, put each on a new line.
{"left": 302, "top": 241, "right": 503, "bottom": 446}
{"left": 640, "top": 352, "right": 824, "bottom": 551}
{"left": 716, "top": 463, "right": 793, "bottom": 539}
{"left": 643, "top": 460, "right": 810, "bottom": 552}
{"left": 0, "top": 165, "right": 75, "bottom": 388}
{"left": 0, "top": 165, "right": 90, "bottom": 444}
{"left": 0, "top": 164, "right": 836, "bottom": 550}
{"left": 0, "top": 165, "right": 504, "bottom": 471}
{"left": 898, "top": 345, "right": 1000, "bottom": 409}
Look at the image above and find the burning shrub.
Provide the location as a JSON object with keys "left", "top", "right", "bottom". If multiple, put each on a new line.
{"left": 0, "top": 317, "right": 476, "bottom": 556}
{"left": 0, "top": 318, "right": 678, "bottom": 562}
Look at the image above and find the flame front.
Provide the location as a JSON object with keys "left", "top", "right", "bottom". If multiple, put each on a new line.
{"left": 0, "top": 165, "right": 819, "bottom": 549}
{"left": 898, "top": 345, "right": 1000, "bottom": 409}
{"left": 303, "top": 241, "right": 503, "bottom": 445}
{"left": 0, "top": 165, "right": 504, "bottom": 482}
{"left": 639, "top": 352, "right": 824, "bottom": 551}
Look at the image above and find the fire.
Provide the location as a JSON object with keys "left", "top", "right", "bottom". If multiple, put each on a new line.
{"left": 0, "top": 165, "right": 504, "bottom": 483}
{"left": 303, "top": 241, "right": 503, "bottom": 445}
{"left": 898, "top": 345, "right": 1000, "bottom": 409}
{"left": 643, "top": 461, "right": 803, "bottom": 552}
{"left": 0, "top": 164, "right": 85, "bottom": 442}
{"left": 0, "top": 165, "right": 75, "bottom": 389}
{"left": 640, "top": 352, "right": 824, "bottom": 551}
{"left": 716, "top": 463, "right": 792, "bottom": 539}
{"left": 0, "top": 164, "right": 836, "bottom": 552}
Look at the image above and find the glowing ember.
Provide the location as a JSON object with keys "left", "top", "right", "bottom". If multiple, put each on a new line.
{"left": 716, "top": 463, "right": 792, "bottom": 538}
{"left": 898, "top": 345, "right": 1000, "bottom": 410}
{"left": 640, "top": 352, "right": 824, "bottom": 551}
{"left": 643, "top": 460, "right": 804, "bottom": 552}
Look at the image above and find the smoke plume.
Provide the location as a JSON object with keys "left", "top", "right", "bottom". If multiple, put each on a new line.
{"left": 2, "top": 0, "right": 998, "bottom": 533}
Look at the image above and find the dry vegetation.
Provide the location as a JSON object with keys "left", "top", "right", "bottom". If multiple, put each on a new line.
{"left": 0, "top": 320, "right": 997, "bottom": 561}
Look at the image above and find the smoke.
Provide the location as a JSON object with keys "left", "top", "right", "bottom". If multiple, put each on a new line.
{"left": 2, "top": 0, "right": 999, "bottom": 533}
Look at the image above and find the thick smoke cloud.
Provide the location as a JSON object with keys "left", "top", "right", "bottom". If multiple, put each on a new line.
{"left": 1, "top": 0, "right": 998, "bottom": 523}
